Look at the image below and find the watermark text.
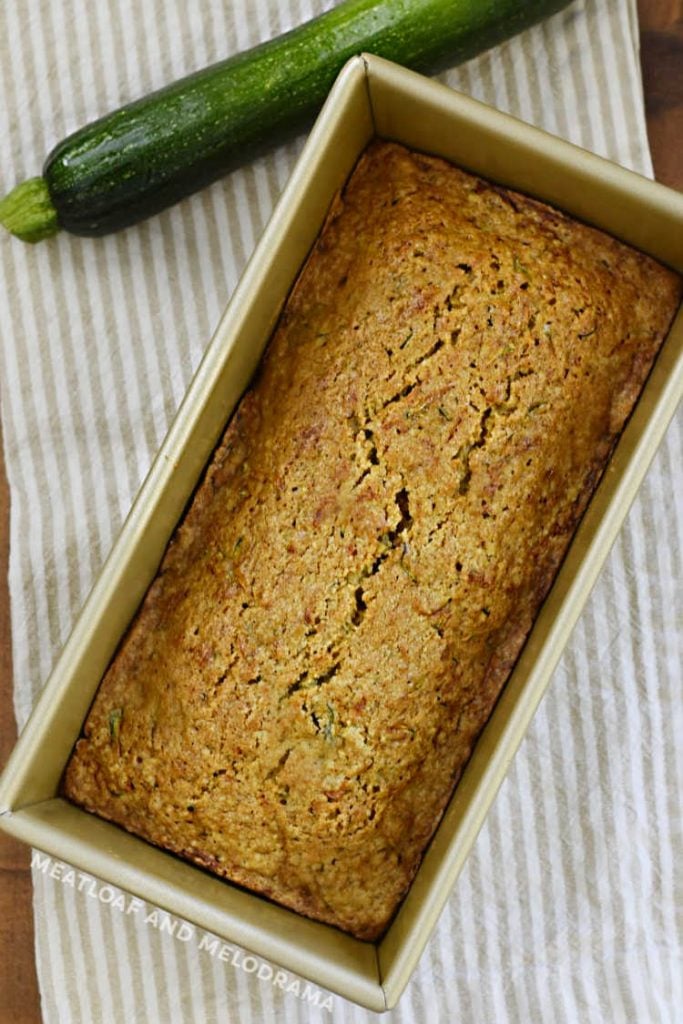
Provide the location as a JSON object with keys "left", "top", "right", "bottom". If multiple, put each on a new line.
{"left": 32, "top": 851, "right": 334, "bottom": 1012}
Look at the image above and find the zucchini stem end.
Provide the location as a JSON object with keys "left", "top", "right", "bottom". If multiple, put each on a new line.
{"left": 0, "top": 177, "right": 60, "bottom": 243}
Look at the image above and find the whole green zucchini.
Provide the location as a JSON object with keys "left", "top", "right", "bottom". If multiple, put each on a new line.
{"left": 0, "top": 0, "right": 571, "bottom": 241}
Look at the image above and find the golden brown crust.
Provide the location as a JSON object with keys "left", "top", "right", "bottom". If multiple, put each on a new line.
{"left": 63, "top": 142, "right": 682, "bottom": 941}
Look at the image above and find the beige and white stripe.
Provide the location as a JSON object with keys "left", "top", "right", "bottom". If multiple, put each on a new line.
{"left": 1, "top": 1, "right": 680, "bottom": 1020}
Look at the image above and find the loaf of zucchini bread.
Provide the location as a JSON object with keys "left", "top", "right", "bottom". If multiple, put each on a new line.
{"left": 63, "top": 141, "right": 681, "bottom": 940}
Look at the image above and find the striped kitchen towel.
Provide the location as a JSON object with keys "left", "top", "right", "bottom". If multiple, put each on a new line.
{"left": 0, "top": 1, "right": 680, "bottom": 1021}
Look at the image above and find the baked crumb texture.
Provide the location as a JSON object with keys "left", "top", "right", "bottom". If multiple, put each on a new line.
{"left": 64, "top": 142, "right": 682, "bottom": 941}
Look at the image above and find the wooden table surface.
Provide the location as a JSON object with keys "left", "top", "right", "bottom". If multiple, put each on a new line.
{"left": 1, "top": 2, "right": 681, "bottom": 1019}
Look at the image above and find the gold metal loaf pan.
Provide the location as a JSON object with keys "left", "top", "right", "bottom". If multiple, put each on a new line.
{"left": 1, "top": 55, "right": 681, "bottom": 1011}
